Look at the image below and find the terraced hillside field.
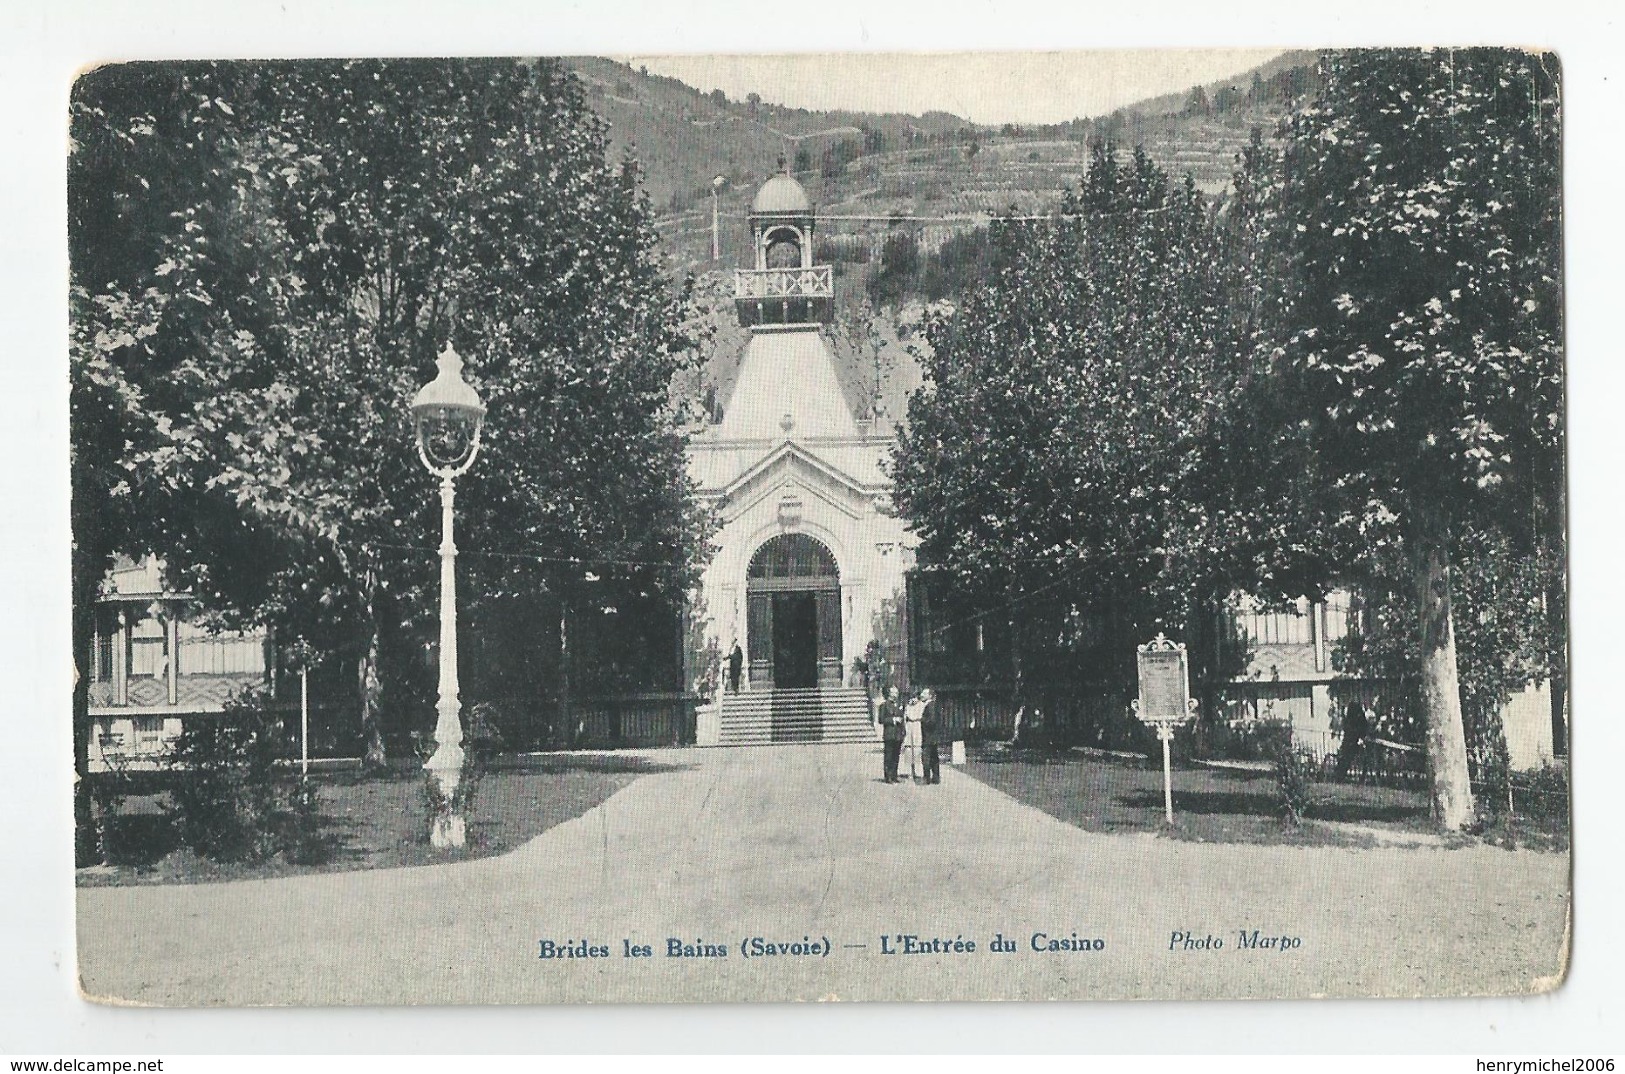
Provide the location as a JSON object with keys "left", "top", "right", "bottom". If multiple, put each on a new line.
{"left": 570, "top": 52, "right": 1317, "bottom": 434}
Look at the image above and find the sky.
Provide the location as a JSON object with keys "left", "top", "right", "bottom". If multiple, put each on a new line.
{"left": 622, "top": 50, "right": 1286, "bottom": 126}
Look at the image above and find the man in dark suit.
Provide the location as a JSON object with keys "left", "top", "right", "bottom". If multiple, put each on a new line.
{"left": 1334, "top": 697, "right": 1370, "bottom": 781}
{"left": 726, "top": 640, "right": 744, "bottom": 694}
{"left": 878, "top": 686, "right": 905, "bottom": 783}
{"left": 919, "top": 688, "right": 942, "bottom": 784}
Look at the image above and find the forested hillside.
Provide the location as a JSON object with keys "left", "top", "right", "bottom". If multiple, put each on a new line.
{"left": 563, "top": 52, "right": 1317, "bottom": 429}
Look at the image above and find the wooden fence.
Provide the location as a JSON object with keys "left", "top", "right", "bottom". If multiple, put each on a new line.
{"left": 479, "top": 693, "right": 698, "bottom": 752}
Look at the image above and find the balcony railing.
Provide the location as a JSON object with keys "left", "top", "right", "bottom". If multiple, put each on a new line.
{"left": 734, "top": 265, "right": 834, "bottom": 300}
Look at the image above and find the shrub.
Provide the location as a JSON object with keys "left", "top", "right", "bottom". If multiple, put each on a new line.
{"left": 1052, "top": 690, "right": 1146, "bottom": 755}
{"left": 163, "top": 688, "right": 322, "bottom": 863}
{"left": 1191, "top": 716, "right": 1293, "bottom": 763}
{"left": 100, "top": 810, "right": 181, "bottom": 867}
{"left": 1514, "top": 762, "right": 1569, "bottom": 824}
{"left": 282, "top": 778, "right": 329, "bottom": 865}
{"left": 1471, "top": 729, "right": 1518, "bottom": 823}
{"left": 1269, "top": 730, "right": 1318, "bottom": 825}
{"left": 81, "top": 766, "right": 133, "bottom": 866}
{"left": 1471, "top": 757, "right": 1570, "bottom": 848}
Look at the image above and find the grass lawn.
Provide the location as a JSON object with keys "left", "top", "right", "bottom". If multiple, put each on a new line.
{"left": 961, "top": 746, "right": 1566, "bottom": 849}
{"left": 78, "top": 752, "right": 690, "bottom": 887}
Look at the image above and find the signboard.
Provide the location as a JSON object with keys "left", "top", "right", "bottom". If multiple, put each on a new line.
{"left": 1136, "top": 646, "right": 1189, "bottom": 722}
{"left": 1132, "top": 633, "right": 1198, "bottom": 826}
{"left": 1134, "top": 634, "right": 1193, "bottom": 724}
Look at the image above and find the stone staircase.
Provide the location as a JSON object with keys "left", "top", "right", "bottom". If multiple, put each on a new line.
{"left": 717, "top": 687, "right": 877, "bottom": 746}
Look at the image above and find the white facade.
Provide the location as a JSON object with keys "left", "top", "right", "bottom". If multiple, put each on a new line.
{"left": 686, "top": 174, "right": 915, "bottom": 733}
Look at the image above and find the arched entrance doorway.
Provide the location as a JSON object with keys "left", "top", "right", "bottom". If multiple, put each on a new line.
{"left": 746, "top": 533, "right": 841, "bottom": 689}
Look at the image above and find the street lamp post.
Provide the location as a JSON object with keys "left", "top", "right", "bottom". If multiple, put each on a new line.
{"left": 411, "top": 343, "right": 486, "bottom": 849}
{"left": 711, "top": 175, "right": 726, "bottom": 261}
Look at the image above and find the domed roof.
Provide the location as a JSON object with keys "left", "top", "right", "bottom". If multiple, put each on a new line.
{"left": 751, "top": 174, "right": 811, "bottom": 215}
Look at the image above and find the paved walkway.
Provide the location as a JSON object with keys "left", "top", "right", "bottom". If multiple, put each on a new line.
{"left": 77, "top": 744, "right": 1570, "bottom": 1005}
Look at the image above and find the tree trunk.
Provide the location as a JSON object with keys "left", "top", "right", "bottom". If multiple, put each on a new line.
{"left": 357, "top": 581, "right": 387, "bottom": 772}
{"left": 1546, "top": 571, "right": 1568, "bottom": 757}
{"left": 1414, "top": 534, "right": 1475, "bottom": 830}
{"left": 1549, "top": 664, "right": 1568, "bottom": 758}
{"left": 71, "top": 550, "right": 104, "bottom": 866}
{"left": 560, "top": 597, "right": 576, "bottom": 746}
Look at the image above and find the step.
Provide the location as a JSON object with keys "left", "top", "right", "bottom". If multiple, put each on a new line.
{"left": 721, "top": 697, "right": 870, "bottom": 709}
{"left": 721, "top": 720, "right": 869, "bottom": 733}
{"left": 721, "top": 695, "right": 871, "bottom": 705}
{"left": 722, "top": 705, "right": 870, "bottom": 718}
{"left": 723, "top": 694, "right": 870, "bottom": 704}
{"left": 715, "top": 687, "right": 880, "bottom": 747}
{"left": 719, "top": 706, "right": 873, "bottom": 720}
{"left": 719, "top": 713, "right": 875, "bottom": 728}
{"left": 728, "top": 698, "right": 877, "bottom": 714}
{"left": 721, "top": 734, "right": 877, "bottom": 740}
{"left": 721, "top": 724, "right": 884, "bottom": 740}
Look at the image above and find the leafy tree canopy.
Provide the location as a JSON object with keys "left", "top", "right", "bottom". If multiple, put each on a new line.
{"left": 892, "top": 143, "right": 1249, "bottom": 646}
{"left": 70, "top": 58, "right": 709, "bottom": 762}
{"left": 1275, "top": 48, "right": 1563, "bottom": 553}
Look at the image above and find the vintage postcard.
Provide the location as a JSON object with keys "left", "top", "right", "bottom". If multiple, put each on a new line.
{"left": 70, "top": 48, "right": 1569, "bottom": 1005}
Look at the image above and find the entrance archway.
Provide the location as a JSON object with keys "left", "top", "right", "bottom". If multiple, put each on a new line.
{"left": 746, "top": 533, "right": 841, "bottom": 689}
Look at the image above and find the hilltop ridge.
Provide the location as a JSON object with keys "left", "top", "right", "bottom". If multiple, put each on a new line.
{"left": 564, "top": 51, "right": 1317, "bottom": 272}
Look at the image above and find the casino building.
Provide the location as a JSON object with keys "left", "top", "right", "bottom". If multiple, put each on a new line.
{"left": 687, "top": 171, "right": 916, "bottom": 745}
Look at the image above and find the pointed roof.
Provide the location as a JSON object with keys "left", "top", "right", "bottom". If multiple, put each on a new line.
{"left": 715, "top": 325, "right": 859, "bottom": 441}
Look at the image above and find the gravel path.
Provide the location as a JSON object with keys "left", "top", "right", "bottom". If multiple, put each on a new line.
{"left": 77, "top": 743, "right": 1569, "bottom": 1005}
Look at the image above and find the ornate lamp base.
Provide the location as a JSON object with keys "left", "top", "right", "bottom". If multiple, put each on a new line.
{"left": 425, "top": 734, "right": 466, "bottom": 849}
{"left": 429, "top": 810, "right": 466, "bottom": 850}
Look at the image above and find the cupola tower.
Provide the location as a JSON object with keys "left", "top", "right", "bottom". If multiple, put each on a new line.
{"left": 734, "top": 163, "right": 833, "bottom": 326}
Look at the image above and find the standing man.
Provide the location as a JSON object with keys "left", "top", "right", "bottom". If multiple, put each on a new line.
{"left": 903, "top": 688, "right": 930, "bottom": 783}
{"left": 919, "top": 688, "right": 942, "bottom": 785}
{"left": 1334, "top": 696, "right": 1370, "bottom": 781}
{"left": 727, "top": 639, "right": 744, "bottom": 694}
{"left": 879, "top": 686, "right": 905, "bottom": 783}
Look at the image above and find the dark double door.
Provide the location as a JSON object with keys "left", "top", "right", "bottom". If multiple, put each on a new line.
{"left": 771, "top": 592, "right": 819, "bottom": 688}
{"left": 747, "top": 586, "right": 841, "bottom": 689}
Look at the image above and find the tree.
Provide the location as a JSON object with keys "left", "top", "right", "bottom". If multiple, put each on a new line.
{"left": 867, "top": 231, "right": 921, "bottom": 308}
{"left": 1265, "top": 49, "right": 1563, "bottom": 829}
{"left": 70, "top": 60, "right": 708, "bottom": 786}
{"left": 69, "top": 61, "right": 292, "bottom": 861}
{"left": 821, "top": 138, "right": 860, "bottom": 180}
{"left": 890, "top": 145, "right": 1250, "bottom": 739}
{"left": 830, "top": 297, "right": 895, "bottom": 424}
{"left": 918, "top": 225, "right": 993, "bottom": 302}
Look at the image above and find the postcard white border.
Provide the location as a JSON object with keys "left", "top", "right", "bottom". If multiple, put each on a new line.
{"left": 4, "top": 0, "right": 1621, "bottom": 1053}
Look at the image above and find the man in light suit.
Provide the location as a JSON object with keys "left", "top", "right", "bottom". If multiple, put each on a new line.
{"left": 903, "top": 688, "right": 933, "bottom": 783}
